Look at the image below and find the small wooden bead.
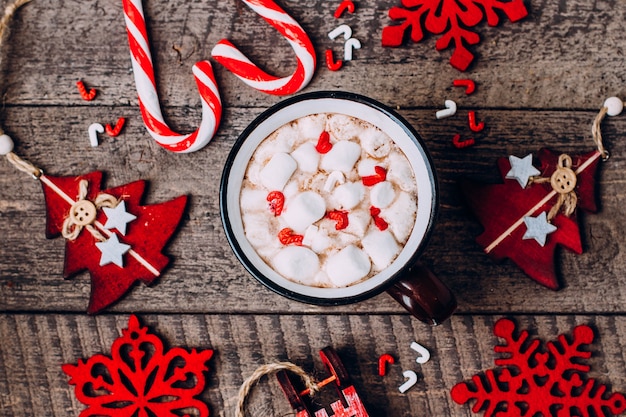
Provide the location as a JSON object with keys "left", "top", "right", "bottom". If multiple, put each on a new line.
{"left": 0, "top": 134, "right": 14, "bottom": 155}
{"left": 604, "top": 97, "right": 623, "bottom": 117}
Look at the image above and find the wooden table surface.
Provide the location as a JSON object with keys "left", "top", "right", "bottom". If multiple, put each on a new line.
{"left": 1, "top": 1, "right": 626, "bottom": 416}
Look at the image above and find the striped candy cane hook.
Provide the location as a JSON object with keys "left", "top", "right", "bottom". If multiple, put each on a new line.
{"left": 123, "top": 0, "right": 222, "bottom": 153}
{"left": 211, "top": 0, "right": 316, "bottom": 95}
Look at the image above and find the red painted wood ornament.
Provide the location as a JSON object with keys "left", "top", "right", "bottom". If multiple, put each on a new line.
{"left": 2, "top": 147, "right": 187, "bottom": 313}
{"left": 235, "top": 347, "right": 369, "bottom": 417}
{"left": 382, "top": 0, "right": 528, "bottom": 71}
{"left": 451, "top": 318, "right": 626, "bottom": 417}
{"left": 63, "top": 315, "right": 214, "bottom": 417}
{"left": 277, "top": 347, "right": 370, "bottom": 417}
{"left": 0, "top": 1, "right": 187, "bottom": 313}
{"left": 461, "top": 102, "right": 618, "bottom": 289}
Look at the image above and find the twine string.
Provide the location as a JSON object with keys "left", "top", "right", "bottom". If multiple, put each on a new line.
{"left": 528, "top": 103, "right": 614, "bottom": 221}
{"left": 0, "top": 0, "right": 30, "bottom": 45}
{"left": 236, "top": 362, "right": 318, "bottom": 417}
{"left": 592, "top": 104, "right": 610, "bottom": 160}
{"left": 5, "top": 150, "right": 41, "bottom": 177}
{"left": 61, "top": 179, "right": 118, "bottom": 241}
{"left": 0, "top": 0, "right": 38, "bottom": 177}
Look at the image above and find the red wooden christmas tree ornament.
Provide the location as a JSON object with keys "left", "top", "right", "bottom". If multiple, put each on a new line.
{"left": 451, "top": 318, "right": 626, "bottom": 417}
{"left": 382, "top": 0, "right": 528, "bottom": 71}
{"left": 461, "top": 148, "right": 601, "bottom": 289}
{"left": 63, "top": 315, "right": 214, "bottom": 417}
{"left": 40, "top": 171, "right": 187, "bottom": 313}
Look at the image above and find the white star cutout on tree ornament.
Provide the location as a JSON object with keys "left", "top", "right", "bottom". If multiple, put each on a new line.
{"left": 102, "top": 201, "right": 137, "bottom": 235}
{"left": 95, "top": 234, "right": 131, "bottom": 267}
{"left": 506, "top": 154, "right": 540, "bottom": 188}
{"left": 523, "top": 212, "right": 557, "bottom": 247}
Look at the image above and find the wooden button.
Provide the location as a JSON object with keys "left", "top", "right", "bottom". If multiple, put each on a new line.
{"left": 550, "top": 167, "right": 577, "bottom": 194}
{"left": 70, "top": 200, "right": 97, "bottom": 226}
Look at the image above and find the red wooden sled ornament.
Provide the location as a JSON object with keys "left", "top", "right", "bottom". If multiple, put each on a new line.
{"left": 277, "top": 347, "right": 370, "bottom": 417}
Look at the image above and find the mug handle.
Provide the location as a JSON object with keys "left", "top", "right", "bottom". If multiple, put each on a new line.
{"left": 386, "top": 263, "right": 457, "bottom": 325}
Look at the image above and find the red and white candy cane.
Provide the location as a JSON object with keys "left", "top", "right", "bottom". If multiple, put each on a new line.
{"left": 211, "top": 0, "right": 316, "bottom": 95}
{"left": 123, "top": 0, "right": 222, "bottom": 153}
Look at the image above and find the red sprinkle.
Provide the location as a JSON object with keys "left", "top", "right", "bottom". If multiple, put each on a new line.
{"left": 452, "top": 134, "right": 475, "bottom": 149}
{"left": 315, "top": 131, "right": 333, "bottom": 154}
{"left": 468, "top": 110, "right": 485, "bottom": 132}
{"left": 452, "top": 79, "right": 476, "bottom": 95}
{"left": 325, "top": 49, "right": 343, "bottom": 71}
{"left": 362, "top": 166, "right": 387, "bottom": 186}
{"left": 326, "top": 210, "right": 349, "bottom": 230}
{"left": 105, "top": 117, "right": 126, "bottom": 137}
{"left": 278, "top": 228, "right": 303, "bottom": 246}
{"left": 267, "top": 191, "right": 285, "bottom": 216}
{"left": 370, "top": 206, "right": 388, "bottom": 231}
{"left": 378, "top": 354, "right": 395, "bottom": 376}
{"left": 334, "top": 0, "right": 355, "bottom": 18}
{"left": 76, "top": 80, "right": 97, "bottom": 101}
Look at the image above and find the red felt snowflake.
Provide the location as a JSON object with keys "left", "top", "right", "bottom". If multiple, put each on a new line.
{"left": 382, "top": 0, "right": 528, "bottom": 71}
{"left": 451, "top": 318, "right": 626, "bottom": 417}
{"left": 63, "top": 315, "right": 213, "bottom": 417}
{"left": 461, "top": 149, "right": 601, "bottom": 290}
{"left": 41, "top": 171, "right": 187, "bottom": 313}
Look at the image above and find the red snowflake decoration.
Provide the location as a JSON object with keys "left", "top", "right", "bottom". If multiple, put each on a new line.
{"left": 41, "top": 171, "right": 187, "bottom": 313}
{"left": 382, "top": 0, "right": 529, "bottom": 71}
{"left": 62, "top": 315, "right": 213, "bottom": 417}
{"left": 451, "top": 318, "right": 626, "bottom": 417}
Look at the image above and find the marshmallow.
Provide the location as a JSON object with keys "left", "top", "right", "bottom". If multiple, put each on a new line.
{"left": 382, "top": 191, "right": 417, "bottom": 243}
{"left": 335, "top": 231, "right": 359, "bottom": 247}
{"left": 313, "top": 269, "right": 332, "bottom": 287}
{"left": 297, "top": 114, "right": 327, "bottom": 141}
{"left": 360, "top": 127, "right": 392, "bottom": 158}
{"left": 357, "top": 158, "right": 381, "bottom": 177}
{"left": 332, "top": 182, "right": 365, "bottom": 210}
{"left": 302, "top": 224, "right": 318, "bottom": 247}
{"left": 254, "top": 136, "right": 292, "bottom": 163}
{"left": 325, "top": 245, "right": 371, "bottom": 287}
{"left": 272, "top": 246, "right": 320, "bottom": 284}
{"left": 320, "top": 140, "right": 361, "bottom": 173}
{"left": 282, "top": 180, "right": 299, "bottom": 199}
{"left": 387, "top": 151, "right": 416, "bottom": 192}
{"left": 328, "top": 114, "right": 365, "bottom": 140}
{"left": 362, "top": 229, "right": 401, "bottom": 271}
{"left": 259, "top": 152, "right": 297, "bottom": 191}
{"left": 344, "top": 209, "right": 370, "bottom": 237}
{"left": 240, "top": 188, "right": 271, "bottom": 213}
{"left": 282, "top": 191, "right": 326, "bottom": 233}
{"left": 273, "top": 124, "right": 300, "bottom": 148}
{"left": 302, "top": 225, "right": 332, "bottom": 253}
{"left": 370, "top": 181, "right": 396, "bottom": 208}
{"left": 243, "top": 212, "right": 278, "bottom": 247}
{"left": 323, "top": 171, "right": 346, "bottom": 192}
{"left": 291, "top": 142, "right": 320, "bottom": 173}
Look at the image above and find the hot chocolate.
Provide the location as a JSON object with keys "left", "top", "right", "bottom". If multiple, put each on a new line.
{"left": 240, "top": 113, "right": 418, "bottom": 288}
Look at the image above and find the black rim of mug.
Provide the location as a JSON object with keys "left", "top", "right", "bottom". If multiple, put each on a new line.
{"left": 219, "top": 90, "right": 439, "bottom": 306}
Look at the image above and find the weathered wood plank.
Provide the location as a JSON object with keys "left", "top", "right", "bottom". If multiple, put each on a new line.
{"left": 0, "top": 107, "right": 626, "bottom": 312}
{"left": 0, "top": 0, "right": 624, "bottom": 110}
{"left": 2, "top": 313, "right": 626, "bottom": 417}
{"left": 0, "top": 106, "right": 624, "bottom": 314}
